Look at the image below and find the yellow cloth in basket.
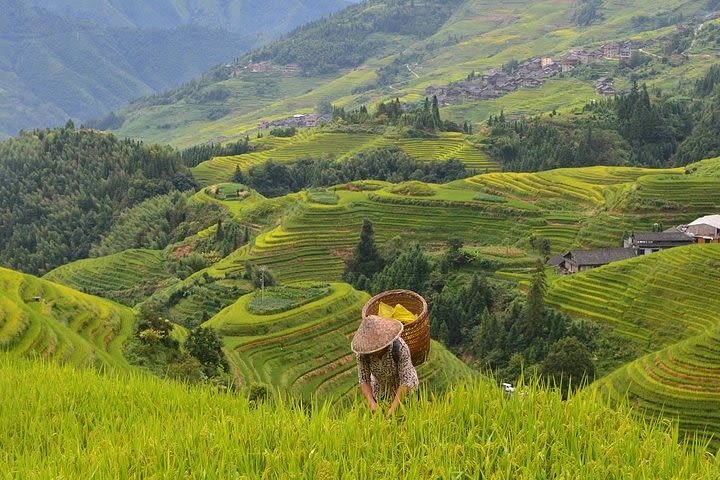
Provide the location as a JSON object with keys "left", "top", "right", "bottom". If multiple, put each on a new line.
{"left": 378, "top": 301, "right": 417, "bottom": 324}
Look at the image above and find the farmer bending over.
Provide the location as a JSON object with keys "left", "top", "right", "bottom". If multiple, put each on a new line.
{"left": 351, "top": 315, "right": 419, "bottom": 417}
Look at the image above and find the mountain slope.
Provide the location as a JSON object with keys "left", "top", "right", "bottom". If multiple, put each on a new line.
{"left": 26, "top": 0, "right": 359, "bottom": 35}
{"left": 0, "top": 267, "right": 135, "bottom": 370}
{"left": 0, "top": 126, "right": 194, "bottom": 275}
{"left": 111, "top": 0, "right": 713, "bottom": 147}
{"left": 0, "top": 0, "right": 358, "bottom": 138}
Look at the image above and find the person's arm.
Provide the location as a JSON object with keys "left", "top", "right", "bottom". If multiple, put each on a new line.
{"left": 387, "top": 340, "right": 419, "bottom": 417}
{"left": 386, "top": 385, "right": 408, "bottom": 417}
{"left": 357, "top": 355, "right": 377, "bottom": 413}
{"left": 360, "top": 382, "right": 378, "bottom": 413}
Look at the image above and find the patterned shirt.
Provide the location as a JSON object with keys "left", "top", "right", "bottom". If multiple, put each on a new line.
{"left": 357, "top": 337, "right": 419, "bottom": 401}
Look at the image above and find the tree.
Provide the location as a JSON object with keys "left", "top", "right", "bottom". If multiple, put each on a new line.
{"left": 185, "top": 327, "right": 229, "bottom": 377}
{"left": 520, "top": 264, "right": 547, "bottom": 350}
{"left": 431, "top": 95, "right": 441, "bottom": 130}
{"left": 343, "top": 219, "right": 384, "bottom": 288}
{"left": 372, "top": 243, "right": 432, "bottom": 294}
{"left": 540, "top": 336, "right": 596, "bottom": 397}
{"left": 233, "top": 165, "right": 244, "bottom": 183}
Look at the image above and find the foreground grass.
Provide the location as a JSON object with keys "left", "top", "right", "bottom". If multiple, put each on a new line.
{"left": 1, "top": 355, "right": 718, "bottom": 479}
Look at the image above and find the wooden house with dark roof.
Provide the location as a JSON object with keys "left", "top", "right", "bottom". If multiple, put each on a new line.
{"left": 561, "top": 248, "right": 636, "bottom": 273}
{"left": 623, "top": 231, "right": 694, "bottom": 255}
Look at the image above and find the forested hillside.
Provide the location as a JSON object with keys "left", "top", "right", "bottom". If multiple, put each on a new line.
{"left": 0, "top": 124, "right": 196, "bottom": 274}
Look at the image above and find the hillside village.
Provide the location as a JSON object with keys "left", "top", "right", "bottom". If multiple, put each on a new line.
{"left": 426, "top": 41, "right": 633, "bottom": 105}
{"left": 553, "top": 214, "right": 720, "bottom": 274}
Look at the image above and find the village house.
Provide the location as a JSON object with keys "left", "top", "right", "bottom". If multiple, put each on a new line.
{"left": 602, "top": 42, "right": 620, "bottom": 59}
{"left": 596, "top": 77, "right": 616, "bottom": 96}
{"left": 281, "top": 64, "right": 303, "bottom": 74}
{"left": 558, "top": 54, "right": 580, "bottom": 73}
{"left": 257, "top": 113, "right": 331, "bottom": 130}
{"left": 623, "top": 231, "right": 694, "bottom": 254}
{"left": 681, "top": 215, "right": 720, "bottom": 243}
{"left": 558, "top": 248, "right": 636, "bottom": 274}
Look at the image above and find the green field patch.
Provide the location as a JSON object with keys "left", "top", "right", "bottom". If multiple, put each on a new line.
{"left": 389, "top": 181, "right": 436, "bottom": 196}
{"left": 247, "top": 283, "right": 333, "bottom": 315}
{"left": 306, "top": 189, "right": 339, "bottom": 205}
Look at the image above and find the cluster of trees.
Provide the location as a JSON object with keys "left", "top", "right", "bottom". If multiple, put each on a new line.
{"left": 236, "top": 147, "right": 467, "bottom": 197}
{"left": 485, "top": 78, "right": 718, "bottom": 171}
{"left": 91, "top": 192, "right": 225, "bottom": 257}
{"left": 486, "top": 117, "right": 624, "bottom": 171}
{"left": 612, "top": 82, "right": 690, "bottom": 167}
{"left": 343, "top": 220, "right": 598, "bottom": 395}
{"left": 180, "top": 138, "right": 252, "bottom": 167}
{"left": 251, "top": 0, "right": 463, "bottom": 74}
{"left": 0, "top": 124, "right": 196, "bottom": 274}
{"left": 674, "top": 65, "right": 720, "bottom": 164}
{"left": 573, "top": 0, "right": 603, "bottom": 26}
{"left": 333, "top": 96, "right": 467, "bottom": 134}
{"left": 124, "top": 302, "right": 230, "bottom": 384}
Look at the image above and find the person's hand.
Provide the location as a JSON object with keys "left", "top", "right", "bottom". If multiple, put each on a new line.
{"left": 370, "top": 401, "right": 378, "bottom": 414}
{"left": 385, "top": 406, "right": 395, "bottom": 418}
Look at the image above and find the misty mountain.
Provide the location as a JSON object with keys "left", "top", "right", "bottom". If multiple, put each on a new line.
{"left": 0, "top": 0, "right": 358, "bottom": 138}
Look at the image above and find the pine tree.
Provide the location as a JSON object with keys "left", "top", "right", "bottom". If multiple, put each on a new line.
{"left": 522, "top": 264, "right": 547, "bottom": 345}
{"left": 431, "top": 95, "right": 441, "bottom": 131}
{"left": 343, "top": 219, "right": 384, "bottom": 287}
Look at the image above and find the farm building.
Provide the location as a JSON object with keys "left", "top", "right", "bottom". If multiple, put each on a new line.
{"left": 623, "top": 231, "right": 694, "bottom": 254}
{"left": 683, "top": 215, "right": 720, "bottom": 243}
{"left": 559, "top": 248, "right": 636, "bottom": 274}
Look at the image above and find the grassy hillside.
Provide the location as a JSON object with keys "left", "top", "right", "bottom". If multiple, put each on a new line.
{"left": 43, "top": 249, "right": 179, "bottom": 306}
{"left": 192, "top": 131, "right": 495, "bottom": 186}
{"left": 547, "top": 244, "right": 720, "bottom": 349}
{"left": 2, "top": 354, "right": 719, "bottom": 477}
{"left": 206, "top": 282, "right": 472, "bottom": 403}
{"left": 599, "top": 326, "right": 720, "bottom": 451}
{"left": 111, "top": 0, "right": 714, "bottom": 147}
{"left": 0, "top": 267, "right": 134, "bottom": 370}
{"left": 545, "top": 244, "right": 720, "bottom": 449}
{"left": 197, "top": 160, "right": 720, "bottom": 285}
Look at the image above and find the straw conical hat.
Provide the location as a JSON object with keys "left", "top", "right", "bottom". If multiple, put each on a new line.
{"left": 351, "top": 315, "right": 403, "bottom": 354}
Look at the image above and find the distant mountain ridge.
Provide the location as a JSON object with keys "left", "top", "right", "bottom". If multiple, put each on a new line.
{"left": 0, "top": 0, "right": 359, "bottom": 138}
{"left": 24, "top": 0, "right": 359, "bottom": 35}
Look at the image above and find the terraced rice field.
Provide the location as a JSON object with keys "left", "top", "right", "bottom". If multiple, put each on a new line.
{"left": 206, "top": 282, "right": 473, "bottom": 403}
{"left": 192, "top": 131, "right": 498, "bottom": 186}
{"left": 547, "top": 244, "right": 720, "bottom": 349}
{"left": 44, "top": 249, "right": 176, "bottom": 306}
{"left": 547, "top": 244, "right": 720, "bottom": 449}
{"left": 599, "top": 327, "right": 720, "bottom": 451}
{"left": 209, "top": 187, "right": 537, "bottom": 283}
{"left": 626, "top": 173, "right": 720, "bottom": 213}
{"left": 468, "top": 166, "right": 670, "bottom": 207}
{"left": 0, "top": 267, "right": 134, "bottom": 370}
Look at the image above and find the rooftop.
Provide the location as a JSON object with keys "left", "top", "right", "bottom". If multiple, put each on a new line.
{"left": 688, "top": 215, "right": 720, "bottom": 230}
{"left": 631, "top": 231, "right": 694, "bottom": 243}
{"left": 564, "top": 248, "right": 635, "bottom": 266}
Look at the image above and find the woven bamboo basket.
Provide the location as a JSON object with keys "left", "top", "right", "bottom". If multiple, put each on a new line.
{"left": 362, "top": 289, "right": 430, "bottom": 366}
